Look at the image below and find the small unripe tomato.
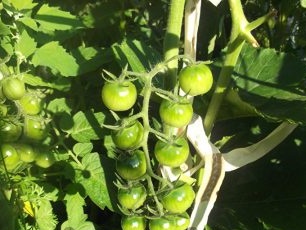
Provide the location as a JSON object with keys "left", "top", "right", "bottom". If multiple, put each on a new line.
{"left": 118, "top": 184, "right": 147, "bottom": 210}
{"left": 14, "top": 143, "right": 37, "bottom": 163}
{"left": 0, "top": 143, "right": 21, "bottom": 171}
{"left": 35, "top": 151, "right": 55, "bottom": 168}
{"left": 2, "top": 77, "right": 26, "bottom": 100}
{"left": 159, "top": 99, "right": 193, "bottom": 128}
{"left": 121, "top": 215, "right": 146, "bottom": 230}
{"left": 179, "top": 63, "right": 213, "bottom": 96}
{"left": 0, "top": 121, "right": 22, "bottom": 142}
{"left": 112, "top": 120, "right": 144, "bottom": 150}
{"left": 19, "top": 93, "right": 43, "bottom": 115}
{"left": 101, "top": 81, "right": 137, "bottom": 111}
{"left": 23, "top": 116, "right": 50, "bottom": 142}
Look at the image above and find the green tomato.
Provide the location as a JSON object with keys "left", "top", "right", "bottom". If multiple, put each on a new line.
{"left": 2, "top": 77, "right": 26, "bottom": 100}
{"left": 14, "top": 143, "right": 37, "bottom": 163}
{"left": 121, "top": 216, "right": 146, "bottom": 230}
{"left": 149, "top": 217, "right": 176, "bottom": 230}
{"left": 0, "top": 121, "right": 22, "bottom": 142}
{"left": 0, "top": 104, "right": 7, "bottom": 116}
{"left": 23, "top": 116, "right": 50, "bottom": 142}
{"left": 179, "top": 63, "right": 213, "bottom": 96}
{"left": 161, "top": 183, "right": 195, "bottom": 214}
{"left": 118, "top": 184, "right": 147, "bottom": 210}
{"left": 101, "top": 81, "right": 137, "bottom": 111}
{"left": 159, "top": 99, "right": 193, "bottom": 128}
{"left": 112, "top": 120, "right": 144, "bottom": 150}
{"left": 0, "top": 143, "right": 20, "bottom": 171}
{"left": 154, "top": 137, "right": 189, "bottom": 167}
{"left": 19, "top": 93, "right": 43, "bottom": 115}
{"left": 116, "top": 150, "right": 147, "bottom": 180}
{"left": 171, "top": 213, "right": 190, "bottom": 230}
{"left": 35, "top": 151, "right": 55, "bottom": 168}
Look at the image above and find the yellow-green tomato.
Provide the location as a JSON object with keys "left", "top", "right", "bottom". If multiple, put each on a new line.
{"left": 179, "top": 64, "right": 213, "bottom": 96}
{"left": 118, "top": 184, "right": 147, "bottom": 210}
{"left": 35, "top": 151, "right": 55, "bottom": 168}
{"left": 19, "top": 93, "right": 43, "bottom": 115}
{"left": 161, "top": 183, "right": 195, "bottom": 214}
{"left": 121, "top": 216, "right": 146, "bottom": 230}
{"left": 0, "top": 143, "right": 20, "bottom": 171}
{"left": 14, "top": 143, "right": 37, "bottom": 163}
{"left": 112, "top": 120, "right": 144, "bottom": 150}
{"left": 0, "top": 121, "right": 22, "bottom": 142}
{"left": 2, "top": 77, "right": 26, "bottom": 100}
{"left": 23, "top": 116, "right": 50, "bottom": 142}
{"left": 101, "top": 81, "right": 137, "bottom": 111}
{"left": 154, "top": 137, "right": 189, "bottom": 167}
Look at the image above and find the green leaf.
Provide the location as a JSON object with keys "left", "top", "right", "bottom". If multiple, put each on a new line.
{"left": 71, "top": 46, "right": 113, "bottom": 75}
{"left": 17, "top": 17, "right": 38, "bottom": 31}
{"left": 0, "top": 20, "right": 11, "bottom": 36}
{"left": 61, "top": 192, "right": 95, "bottom": 230}
{"left": 73, "top": 143, "right": 93, "bottom": 157}
{"left": 36, "top": 200, "right": 58, "bottom": 230}
{"left": 15, "top": 30, "right": 37, "bottom": 58}
{"left": 34, "top": 4, "right": 83, "bottom": 31}
{"left": 112, "top": 39, "right": 161, "bottom": 72}
{"left": 22, "top": 73, "right": 71, "bottom": 91}
{"left": 31, "top": 41, "right": 79, "bottom": 77}
{"left": 46, "top": 98, "right": 72, "bottom": 114}
{"left": 75, "top": 153, "right": 116, "bottom": 211}
{"left": 69, "top": 111, "right": 105, "bottom": 143}
{"left": 233, "top": 44, "right": 306, "bottom": 124}
{"left": 10, "top": 0, "right": 37, "bottom": 11}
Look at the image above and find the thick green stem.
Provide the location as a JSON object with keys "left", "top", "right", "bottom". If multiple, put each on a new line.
{"left": 203, "top": 0, "right": 250, "bottom": 134}
{"left": 163, "top": 0, "right": 186, "bottom": 90}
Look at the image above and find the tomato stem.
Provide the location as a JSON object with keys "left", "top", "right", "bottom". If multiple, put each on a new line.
{"left": 163, "top": 0, "right": 186, "bottom": 90}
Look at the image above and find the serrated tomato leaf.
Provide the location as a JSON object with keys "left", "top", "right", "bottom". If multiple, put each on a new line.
{"left": 31, "top": 41, "right": 79, "bottom": 77}
{"left": 232, "top": 44, "right": 306, "bottom": 124}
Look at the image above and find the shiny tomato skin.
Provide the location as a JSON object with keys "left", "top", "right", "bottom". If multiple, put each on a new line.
{"left": 118, "top": 184, "right": 147, "bottom": 210}
{"left": 19, "top": 93, "right": 43, "bottom": 115}
{"left": 14, "top": 143, "right": 37, "bottom": 163}
{"left": 35, "top": 152, "right": 55, "bottom": 168}
{"left": 161, "top": 183, "right": 195, "bottom": 214}
{"left": 0, "top": 143, "right": 20, "bottom": 171}
{"left": 2, "top": 77, "right": 26, "bottom": 100}
{"left": 159, "top": 99, "right": 193, "bottom": 128}
{"left": 101, "top": 81, "right": 137, "bottom": 111}
{"left": 112, "top": 120, "right": 144, "bottom": 150}
{"left": 116, "top": 150, "right": 147, "bottom": 180}
{"left": 154, "top": 137, "right": 189, "bottom": 167}
{"left": 0, "top": 121, "right": 22, "bottom": 142}
{"left": 179, "top": 64, "right": 213, "bottom": 96}
{"left": 149, "top": 217, "right": 176, "bottom": 230}
{"left": 23, "top": 116, "right": 50, "bottom": 142}
{"left": 121, "top": 216, "right": 146, "bottom": 230}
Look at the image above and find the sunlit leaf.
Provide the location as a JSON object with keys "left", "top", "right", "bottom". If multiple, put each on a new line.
{"left": 31, "top": 41, "right": 79, "bottom": 77}
{"left": 15, "top": 30, "right": 37, "bottom": 58}
{"left": 73, "top": 143, "right": 93, "bottom": 157}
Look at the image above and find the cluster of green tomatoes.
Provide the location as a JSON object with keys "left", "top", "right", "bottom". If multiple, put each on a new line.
{"left": 101, "top": 62, "right": 213, "bottom": 230}
{"left": 0, "top": 75, "right": 54, "bottom": 173}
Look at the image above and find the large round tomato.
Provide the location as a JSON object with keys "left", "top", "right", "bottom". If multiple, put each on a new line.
{"left": 14, "top": 143, "right": 37, "bottom": 163}
{"left": 0, "top": 121, "right": 22, "bottom": 142}
{"left": 159, "top": 99, "right": 193, "bottom": 128}
{"left": 161, "top": 183, "right": 195, "bottom": 214}
{"left": 154, "top": 137, "right": 189, "bottom": 167}
{"left": 0, "top": 143, "right": 20, "bottom": 171}
{"left": 179, "top": 63, "right": 213, "bottom": 96}
{"left": 35, "top": 151, "right": 55, "bottom": 168}
{"left": 19, "top": 93, "right": 43, "bottom": 115}
{"left": 149, "top": 217, "right": 176, "bottom": 230}
{"left": 118, "top": 184, "right": 147, "bottom": 210}
{"left": 121, "top": 215, "right": 146, "bottom": 230}
{"left": 23, "top": 116, "right": 50, "bottom": 142}
{"left": 101, "top": 81, "right": 137, "bottom": 111}
{"left": 116, "top": 150, "right": 147, "bottom": 180}
{"left": 112, "top": 120, "right": 144, "bottom": 150}
{"left": 2, "top": 77, "right": 26, "bottom": 100}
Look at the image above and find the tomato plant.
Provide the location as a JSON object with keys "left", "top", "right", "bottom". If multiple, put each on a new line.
{"left": 0, "top": 121, "right": 22, "bottom": 142}
{"left": 112, "top": 120, "right": 144, "bottom": 150}
{"left": 121, "top": 216, "right": 146, "bottom": 230}
{"left": 116, "top": 150, "right": 147, "bottom": 180}
{"left": 154, "top": 137, "right": 189, "bottom": 167}
{"left": 19, "top": 93, "right": 43, "bottom": 115}
{"left": 23, "top": 116, "right": 49, "bottom": 142}
{"left": 0, "top": 143, "right": 20, "bottom": 171}
{"left": 118, "top": 183, "right": 147, "bottom": 210}
{"left": 160, "top": 183, "right": 195, "bottom": 214}
{"left": 178, "top": 63, "right": 213, "bottom": 96}
{"left": 1, "top": 77, "right": 26, "bottom": 100}
{"left": 101, "top": 81, "right": 137, "bottom": 111}
{"left": 159, "top": 99, "right": 193, "bottom": 128}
